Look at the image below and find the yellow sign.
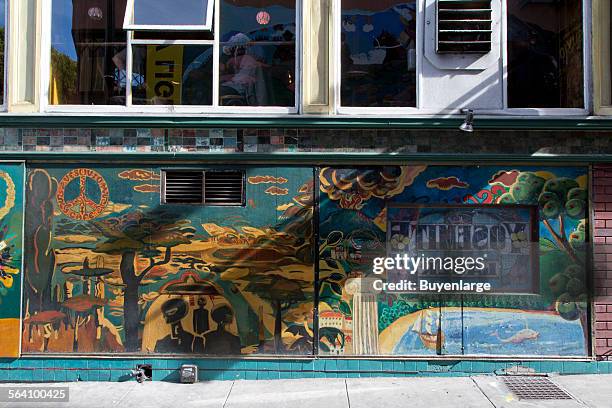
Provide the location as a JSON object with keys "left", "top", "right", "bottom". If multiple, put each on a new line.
{"left": 146, "top": 45, "right": 184, "bottom": 104}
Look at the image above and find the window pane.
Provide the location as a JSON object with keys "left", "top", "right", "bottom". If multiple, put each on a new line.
{"left": 132, "top": 45, "right": 213, "bottom": 105}
{"left": 0, "top": 0, "right": 5, "bottom": 106}
{"left": 50, "top": 0, "right": 127, "bottom": 105}
{"left": 219, "top": 0, "right": 296, "bottom": 107}
{"left": 340, "top": 1, "right": 417, "bottom": 107}
{"left": 507, "top": 0, "right": 584, "bottom": 108}
{"left": 133, "top": 0, "right": 211, "bottom": 26}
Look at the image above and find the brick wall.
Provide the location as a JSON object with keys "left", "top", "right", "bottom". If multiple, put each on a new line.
{"left": 593, "top": 164, "right": 612, "bottom": 359}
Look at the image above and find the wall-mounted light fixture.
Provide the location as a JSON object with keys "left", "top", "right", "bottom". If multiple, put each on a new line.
{"left": 459, "top": 109, "right": 474, "bottom": 132}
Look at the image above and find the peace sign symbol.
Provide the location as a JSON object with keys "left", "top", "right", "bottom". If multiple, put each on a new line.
{"left": 56, "top": 168, "right": 109, "bottom": 220}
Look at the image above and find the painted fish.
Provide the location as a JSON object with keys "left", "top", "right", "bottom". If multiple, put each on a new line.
{"left": 491, "top": 328, "right": 539, "bottom": 344}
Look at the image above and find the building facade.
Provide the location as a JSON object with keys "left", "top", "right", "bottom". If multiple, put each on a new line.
{"left": 0, "top": 0, "right": 610, "bottom": 381}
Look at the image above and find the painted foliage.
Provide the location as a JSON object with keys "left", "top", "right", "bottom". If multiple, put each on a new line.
{"left": 318, "top": 166, "right": 589, "bottom": 356}
{"left": 22, "top": 165, "right": 313, "bottom": 355}
{"left": 0, "top": 163, "right": 24, "bottom": 358}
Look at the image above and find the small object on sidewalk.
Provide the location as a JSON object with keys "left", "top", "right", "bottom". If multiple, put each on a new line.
{"left": 180, "top": 364, "right": 198, "bottom": 383}
{"left": 131, "top": 364, "right": 152, "bottom": 383}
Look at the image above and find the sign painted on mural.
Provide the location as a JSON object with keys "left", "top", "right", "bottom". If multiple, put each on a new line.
{"left": 0, "top": 163, "right": 24, "bottom": 358}
{"left": 382, "top": 205, "right": 539, "bottom": 293}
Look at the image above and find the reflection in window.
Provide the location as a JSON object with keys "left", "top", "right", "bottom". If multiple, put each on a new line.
{"left": 127, "top": 0, "right": 213, "bottom": 28}
{"left": 0, "top": 0, "right": 4, "bottom": 105}
{"left": 50, "top": 0, "right": 127, "bottom": 105}
{"left": 340, "top": 1, "right": 416, "bottom": 107}
{"left": 132, "top": 45, "right": 213, "bottom": 105}
{"left": 507, "top": 0, "right": 584, "bottom": 108}
{"left": 219, "top": 0, "right": 296, "bottom": 107}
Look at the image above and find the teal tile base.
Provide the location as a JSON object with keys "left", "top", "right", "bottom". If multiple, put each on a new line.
{"left": 0, "top": 358, "right": 610, "bottom": 382}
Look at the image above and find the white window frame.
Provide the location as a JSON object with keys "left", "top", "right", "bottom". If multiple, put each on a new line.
{"left": 123, "top": 0, "right": 215, "bottom": 31}
{"left": 593, "top": 0, "right": 611, "bottom": 115}
{"left": 40, "top": 0, "right": 301, "bottom": 115}
{"left": 1, "top": 0, "right": 8, "bottom": 112}
{"left": 333, "top": 0, "right": 591, "bottom": 116}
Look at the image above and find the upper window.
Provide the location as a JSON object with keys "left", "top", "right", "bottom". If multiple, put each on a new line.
{"left": 0, "top": 0, "right": 5, "bottom": 106}
{"left": 340, "top": 1, "right": 417, "bottom": 107}
{"left": 337, "top": 0, "right": 586, "bottom": 112}
{"left": 123, "top": 0, "right": 214, "bottom": 30}
{"left": 48, "top": 0, "right": 297, "bottom": 109}
{"left": 506, "top": 0, "right": 584, "bottom": 108}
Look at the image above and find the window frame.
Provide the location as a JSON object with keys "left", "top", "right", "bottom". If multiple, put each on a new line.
{"left": 1, "top": 0, "right": 8, "bottom": 112}
{"left": 123, "top": 0, "right": 215, "bottom": 31}
{"left": 593, "top": 0, "right": 611, "bottom": 115}
{"left": 333, "top": 0, "right": 592, "bottom": 116}
{"left": 40, "top": 0, "right": 301, "bottom": 114}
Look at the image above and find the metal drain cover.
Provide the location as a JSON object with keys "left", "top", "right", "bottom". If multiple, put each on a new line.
{"left": 502, "top": 376, "right": 573, "bottom": 400}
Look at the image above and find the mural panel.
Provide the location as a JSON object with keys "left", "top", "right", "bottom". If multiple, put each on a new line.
{"left": 318, "top": 166, "right": 589, "bottom": 357}
{"left": 0, "top": 163, "right": 24, "bottom": 358}
{"left": 22, "top": 165, "right": 314, "bottom": 355}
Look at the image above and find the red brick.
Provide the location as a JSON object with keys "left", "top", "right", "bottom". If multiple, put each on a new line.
{"left": 594, "top": 177, "right": 612, "bottom": 185}
{"left": 594, "top": 203, "right": 607, "bottom": 211}
{"left": 594, "top": 253, "right": 607, "bottom": 262}
{"left": 596, "top": 322, "right": 608, "bottom": 330}
{"left": 594, "top": 194, "right": 612, "bottom": 203}
{"left": 595, "top": 229, "right": 612, "bottom": 237}
{"left": 596, "top": 304, "right": 608, "bottom": 313}
{"left": 593, "top": 262, "right": 612, "bottom": 271}
{"left": 596, "top": 339, "right": 608, "bottom": 347}
{"left": 606, "top": 203, "right": 612, "bottom": 211}
{"left": 600, "top": 331, "right": 612, "bottom": 339}
{"left": 597, "top": 313, "right": 612, "bottom": 321}
{"left": 608, "top": 305, "right": 612, "bottom": 312}
{"left": 594, "top": 212, "right": 612, "bottom": 220}
{"left": 609, "top": 339, "right": 612, "bottom": 346}
{"left": 596, "top": 220, "right": 607, "bottom": 228}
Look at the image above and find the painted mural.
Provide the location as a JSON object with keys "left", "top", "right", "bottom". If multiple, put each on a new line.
{"left": 21, "top": 166, "right": 314, "bottom": 355}
{"left": 318, "top": 166, "right": 589, "bottom": 356}
{"left": 0, "top": 163, "right": 24, "bottom": 358}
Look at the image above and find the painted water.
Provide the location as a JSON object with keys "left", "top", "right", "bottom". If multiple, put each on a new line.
{"left": 393, "top": 309, "right": 586, "bottom": 356}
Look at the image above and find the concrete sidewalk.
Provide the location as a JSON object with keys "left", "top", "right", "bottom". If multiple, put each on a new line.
{"left": 0, "top": 375, "right": 610, "bottom": 408}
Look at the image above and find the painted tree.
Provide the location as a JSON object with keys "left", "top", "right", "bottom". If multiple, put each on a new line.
{"left": 24, "top": 169, "right": 57, "bottom": 313}
{"left": 91, "top": 209, "right": 195, "bottom": 351}
{"left": 498, "top": 172, "right": 588, "bottom": 346}
{"left": 498, "top": 172, "right": 586, "bottom": 262}
{"left": 244, "top": 274, "right": 308, "bottom": 352}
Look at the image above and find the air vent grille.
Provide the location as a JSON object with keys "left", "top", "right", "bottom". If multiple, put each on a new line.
{"left": 437, "top": 0, "right": 492, "bottom": 53}
{"left": 162, "top": 170, "right": 245, "bottom": 206}
{"left": 204, "top": 171, "right": 244, "bottom": 206}
{"left": 163, "top": 171, "right": 204, "bottom": 204}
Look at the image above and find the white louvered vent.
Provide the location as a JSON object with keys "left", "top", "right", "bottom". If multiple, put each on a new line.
{"left": 162, "top": 170, "right": 245, "bottom": 206}
{"left": 437, "top": 0, "right": 492, "bottom": 53}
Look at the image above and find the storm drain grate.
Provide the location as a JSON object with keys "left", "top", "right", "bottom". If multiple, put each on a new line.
{"left": 502, "top": 376, "right": 573, "bottom": 400}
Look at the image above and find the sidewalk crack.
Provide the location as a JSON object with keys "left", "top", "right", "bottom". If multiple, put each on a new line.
{"left": 470, "top": 377, "right": 496, "bottom": 408}
{"left": 222, "top": 380, "right": 235, "bottom": 408}
{"left": 344, "top": 379, "right": 351, "bottom": 408}
{"left": 112, "top": 383, "right": 138, "bottom": 407}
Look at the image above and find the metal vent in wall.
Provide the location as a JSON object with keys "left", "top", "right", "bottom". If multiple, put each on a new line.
{"left": 162, "top": 170, "right": 245, "bottom": 206}
{"left": 203, "top": 171, "right": 245, "bottom": 206}
{"left": 437, "top": 0, "right": 492, "bottom": 53}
